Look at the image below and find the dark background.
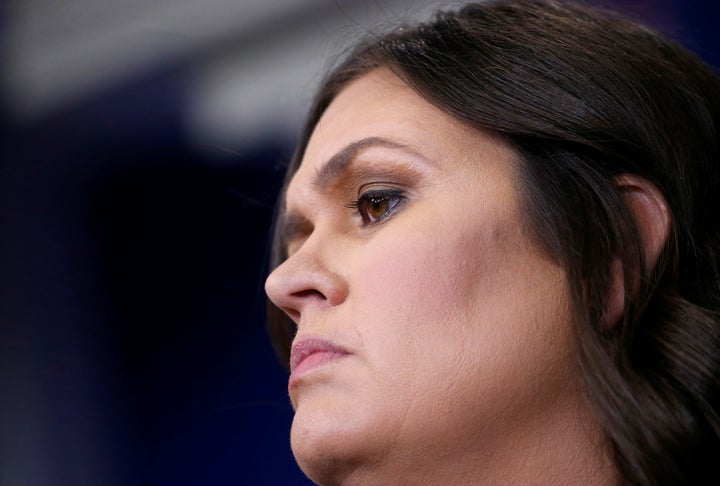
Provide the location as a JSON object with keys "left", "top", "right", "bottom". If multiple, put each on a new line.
{"left": 1, "top": 1, "right": 717, "bottom": 484}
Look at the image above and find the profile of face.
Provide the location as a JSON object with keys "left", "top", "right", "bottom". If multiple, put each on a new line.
{"left": 265, "top": 69, "right": 609, "bottom": 484}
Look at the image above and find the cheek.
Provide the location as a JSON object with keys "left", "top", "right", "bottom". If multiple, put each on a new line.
{"left": 349, "top": 217, "right": 509, "bottom": 375}
{"left": 347, "top": 212, "right": 576, "bottom": 421}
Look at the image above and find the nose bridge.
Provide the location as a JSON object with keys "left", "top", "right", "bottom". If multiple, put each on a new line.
{"left": 265, "top": 226, "right": 348, "bottom": 321}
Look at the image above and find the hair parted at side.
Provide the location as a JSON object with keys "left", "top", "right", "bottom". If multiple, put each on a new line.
{"left": 267, "top": 1, "right": 720, "bottom": 483}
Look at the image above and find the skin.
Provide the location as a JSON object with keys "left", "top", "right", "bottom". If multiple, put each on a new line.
{"left": 265, "top": 68, "right": 614, "bottom": 485}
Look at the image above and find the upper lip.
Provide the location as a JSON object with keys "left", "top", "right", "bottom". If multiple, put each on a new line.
{"left": 289, "top": 337, "right": 350, "bottom": 373}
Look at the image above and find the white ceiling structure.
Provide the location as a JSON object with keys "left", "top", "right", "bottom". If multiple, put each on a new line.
{"left": 2, "top": 0, "right": 463, "bottom": 148}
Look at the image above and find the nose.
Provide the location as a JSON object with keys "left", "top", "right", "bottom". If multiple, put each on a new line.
{"left": 264, "top": 240, "right": 349, "bottom": 324}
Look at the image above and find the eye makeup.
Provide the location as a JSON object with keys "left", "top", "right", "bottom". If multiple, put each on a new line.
{"left": 309, "top": 136, "right": 434, "bottom": 192}
{"left": 335, "top": 156, "right": 424, "bottom": 224}
{"left": 345, "top": 188, "right": 408, "bottom": 226}
{"left": 281, "top": 142, "right": 433, "bottom": 254}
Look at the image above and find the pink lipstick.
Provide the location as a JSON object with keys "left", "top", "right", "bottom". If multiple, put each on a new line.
{"left": 289, "top": 337, "right": 350, "bottom": 389}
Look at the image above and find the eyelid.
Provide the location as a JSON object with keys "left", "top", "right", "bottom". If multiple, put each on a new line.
{"left": 342, "top": 159, "right": 425, "bottom": 194}
{"left": 357, "top": 179, "right": 411, "bottom": 194}
{"left": 345, "top": 164, "right": 420, "bottom": 227}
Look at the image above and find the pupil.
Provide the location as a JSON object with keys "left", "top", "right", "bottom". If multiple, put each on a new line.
{"left": 370, "top": 198, "right": 388, "bottom": 218}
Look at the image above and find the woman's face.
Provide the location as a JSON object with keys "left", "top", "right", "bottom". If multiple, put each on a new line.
{"left": 265, "top": 69, "right": 598, "bottom": 483}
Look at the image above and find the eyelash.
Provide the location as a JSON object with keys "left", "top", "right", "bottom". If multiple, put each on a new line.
{"left": 345, "top": 189, "right": 407, "bottom": 226}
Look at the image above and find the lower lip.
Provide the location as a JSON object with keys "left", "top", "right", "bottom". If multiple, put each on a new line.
{"left": 288, "top": 351, "right": 348, "bottom": 390}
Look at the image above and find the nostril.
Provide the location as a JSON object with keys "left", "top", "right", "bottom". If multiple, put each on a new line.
{"left": 280, "top": 289, "right": 326, "bottom": 323}
{"left": 292, "top": 289, "right": 327, "bottom": 301}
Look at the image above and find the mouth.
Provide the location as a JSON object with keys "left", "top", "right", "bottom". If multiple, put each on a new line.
{"left": 289, "top": 337, "right": 350, "bottom": 389}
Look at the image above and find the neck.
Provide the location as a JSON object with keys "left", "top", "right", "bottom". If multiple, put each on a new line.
{"left": 322, "top": 395, "right": 617, "bottom": 486}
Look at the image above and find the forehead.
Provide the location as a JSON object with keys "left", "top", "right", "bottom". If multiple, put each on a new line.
{"left": 287, "top": 68, "right": 513, "bottom": 198}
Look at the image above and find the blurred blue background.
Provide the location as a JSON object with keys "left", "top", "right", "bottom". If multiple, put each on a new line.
{"left": 1, "top": 1, "right": 717, "bottom": 484}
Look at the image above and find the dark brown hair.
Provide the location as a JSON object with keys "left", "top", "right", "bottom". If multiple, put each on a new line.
{"left": 267, "top": 1, "right": 720, "bottom": 483}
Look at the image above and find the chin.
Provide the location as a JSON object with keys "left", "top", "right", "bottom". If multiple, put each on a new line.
{"left": 290, "top": 419, "right": 355, "bottom": 485}
{"left": 290, "top": 403, "right": 389, "bottom": 486}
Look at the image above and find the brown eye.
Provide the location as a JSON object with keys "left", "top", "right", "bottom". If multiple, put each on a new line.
{"left": 349, "top": 189, "right": 406, "bottom": 225}
{"left": 364, "top": 196, "right": 391, "bottom": 221}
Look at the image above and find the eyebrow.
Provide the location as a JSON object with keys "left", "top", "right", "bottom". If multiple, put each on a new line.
{"left": 311, "top": 136, "right": 426, "bottom": 190}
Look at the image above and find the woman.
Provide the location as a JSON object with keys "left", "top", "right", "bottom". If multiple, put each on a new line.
{"left": 264, "top": 0, "right": 720, "bottom": 484}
